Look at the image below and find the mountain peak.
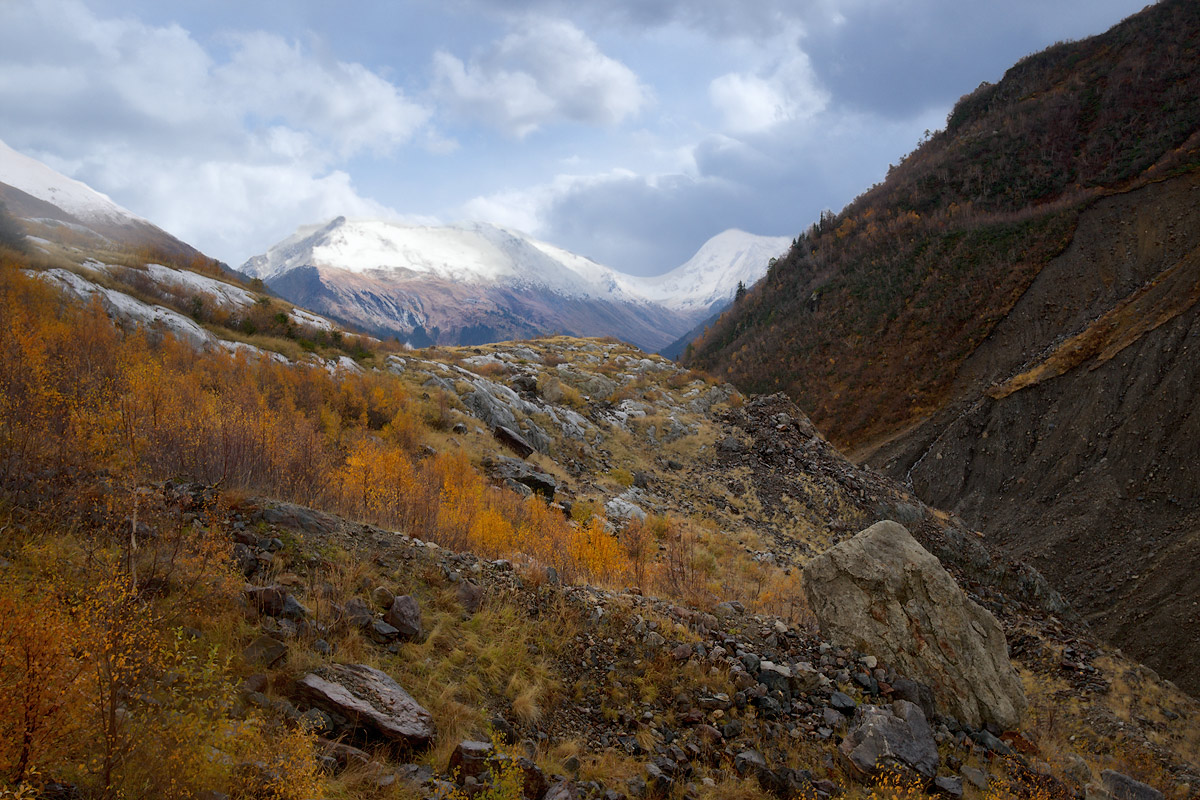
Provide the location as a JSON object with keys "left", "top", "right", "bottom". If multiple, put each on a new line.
{"left": 629, "top": 228, "right": 791, "bottom": 313}
{"left": 0, "top": 137, "right": 146, "bottom": 227}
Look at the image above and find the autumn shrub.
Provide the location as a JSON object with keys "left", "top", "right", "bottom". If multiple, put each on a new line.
{"left": 0, "top": 582, "right": 82, "bottom": 786}
{"left": 1, "top": 258, "right": 635, "bottom": 592}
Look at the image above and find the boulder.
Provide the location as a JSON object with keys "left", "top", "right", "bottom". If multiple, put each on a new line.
{"left": 383, "top": 595, "right": 422, "bottom": 640}
{"left": 295, "top": 663, "right": 435, "bottom": 750}
{"left": 605, "top": 492, "right": 647, "bottom": 523}
{"left": 803, "top": 521, "right": 1026, "bottom": 729}
{"left": 839, "top": 700, "right": 939, "bottom": 784}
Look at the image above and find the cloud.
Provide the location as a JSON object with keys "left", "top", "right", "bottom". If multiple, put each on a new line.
{"left": 461, "top": 101, "right": 945, "bottom": 275}
{"left": 432, "top": 18, "right": 650, "bottom": 136}
{"left": 215, "top": 32, "right": 429, "bottom": 157}
{"left": 709, "top": 45, "right": 828, "bottom": 133}
{"left": 451, "top": 0, "right": 831, "bottom": 40}
{"left": 0, "top": 0, "right": 430, "bottom": 263}
{"left": 91, "top": 155, "right": 397, "bottom": 263}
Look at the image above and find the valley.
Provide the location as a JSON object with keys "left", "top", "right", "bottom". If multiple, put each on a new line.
{"left": 0, "top": 1, "right": 1197, "bottom": 798}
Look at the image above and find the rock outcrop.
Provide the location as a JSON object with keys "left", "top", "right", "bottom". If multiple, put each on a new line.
{"left": 803, "top": 521, "right": 1026, "bottom": 729}
{"left": 295, "top": 663, "right": 435, "bottom": 749}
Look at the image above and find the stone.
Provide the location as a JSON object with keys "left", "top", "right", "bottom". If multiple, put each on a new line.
{"left": 734, "top": 750, "right": 767, "bottom": 777}
{"left": 457, "top": 581, "right": 484, "bottom": 614}
{"left": 839, "top": 700, "right": 939, "bottom": 784}
{"left": 961, "top": 767, "right": 989, "bottom": 791}
{"left": 384, "top": 595, "right": 422, "bottom": 640}
{"left": 464, "top": 389, "right": 517, "bottom": 431}
{"left": 757, "top": 767, "right": 817, "bottom": 800}
{"left": 605, "top": 495, "right": 647, "bottom": 524}
{"left": 545, "top": 780, "right": 580, "bottom": 800}
{"left": 367, "top": 619, "right": 400, "bottom": 643}
{"left": 493, "top": 457, "right": 557, "bottom": 499}
{"left": 933, "top": 776, "right": 964, "bottom": 798}
{"left": 790, "top": 662, "right": 823, "bottom": 695}
{"left": 243, "top": 634, "right": 287, "bottom": 668}
{"left": 372, "top": 586, "right": 395, "bottom": 610}
{"left": 891, "top": 678, "right": 937, "bottom": 722}
{"left": 295, "top": 663, "right": 435, "bottom": 749}
{"left": 448, "top": 740, "right": 493, "bottom": 782}
{"left": 1100, "top": 770, "right": 1164, "bottom": 800}
{"left": 830, "top": 691, "right": 857, "bottom": 714}
{"left": 342, "top": 597, "right": 374, "bottom": 628}
{"left": 713, "top": 602, "right": 738, "bottom": 619}
{"left": 494, "top": 425, "right": 535, "bottom": 458}
{"left": 758, "top": 661, "right": 792, "bottom": 695}
{"left": 258, "top": 503, "right": 338, "bottom": 535}
{"left": 317, "top": 737, "right": 371, "bottom": 772}
{"left": 281, "top": 594, "right": 310, "bottom": 620}
{"left": 245, "top": 585, "right": 288, "bottom": 617}
{"left": 803, "top": 521, "right": 1026, "bottom": 729}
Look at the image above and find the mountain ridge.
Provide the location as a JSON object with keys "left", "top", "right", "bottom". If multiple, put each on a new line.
{"left": 242, "top": 217, "right": 789, "bottom": 350}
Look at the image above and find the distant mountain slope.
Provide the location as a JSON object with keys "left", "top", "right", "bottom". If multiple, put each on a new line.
{"left": 686, "top": 0, "right": 1200, "bottom": 694}
{"left": 243, "top": 218, "right": 787, "bottom": 351}
{"left": 0, "top": 138, "right": 203, "bottom": 262}
{"left": 630, "top": 229, "right": 790, "bottom": 314}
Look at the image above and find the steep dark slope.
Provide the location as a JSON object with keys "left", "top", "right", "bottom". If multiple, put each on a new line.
{"left": 687, "top": 0, "right": 1200, "bottom": 448}
{"left": 685, "top": 0, "right": 1200, "bottom": 694}
{"left": 872, "top": 172, "right": 1200, "bottom": 694}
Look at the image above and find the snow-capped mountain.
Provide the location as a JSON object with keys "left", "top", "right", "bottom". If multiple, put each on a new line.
{"left": 628, "top": 229, "right": 791, "bottom": 314}
{"left": 0, "top": 138, "right": 146, "bottom": 227}
{"left": 242, "top": 218, "right": 789, "bottom": 351}
{"left": 243, "top": 217, "right": 647, "bottom": 303}
{"left": 0, "top": 137, "right": 200, "bottom": 260}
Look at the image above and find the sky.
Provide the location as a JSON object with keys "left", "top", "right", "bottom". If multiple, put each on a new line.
{"left": 0, "top": 0, "right": 1153, "bottom": 275}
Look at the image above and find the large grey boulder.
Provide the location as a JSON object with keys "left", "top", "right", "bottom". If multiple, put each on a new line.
{"left": 839, "top": 700, "right": 939, "bottom": 783}
{"left": 296, "top": 663, "right": 434, "bottom": 749}
{"left": 803, "top": 521, "right": 1026, "bottom": 729}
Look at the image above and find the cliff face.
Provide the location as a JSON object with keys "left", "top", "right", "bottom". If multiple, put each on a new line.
{"left": 868, "top": 171, "right": 1200, "bottom": 694}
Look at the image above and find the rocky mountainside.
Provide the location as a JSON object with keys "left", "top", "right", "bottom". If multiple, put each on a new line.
{"left": 3, "top": 234, "right": 1198, "bottom": 798}
{"left": 684, "top": 0, "right": 1200, "bottom": 694}
{"left": 241, "top": 218, "right": 787, "bottom": 351}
